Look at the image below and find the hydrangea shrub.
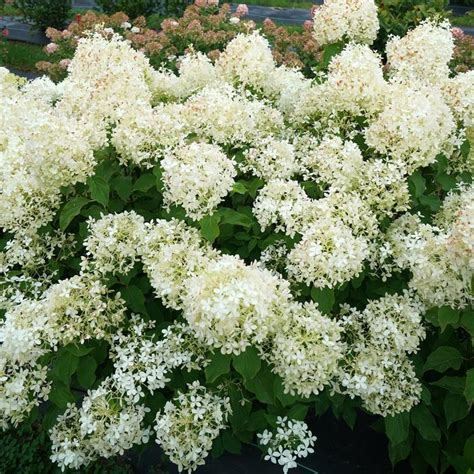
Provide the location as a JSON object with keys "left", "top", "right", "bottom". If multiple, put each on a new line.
{"left": 1, "top": 1, "right": 473, "bottom": 472}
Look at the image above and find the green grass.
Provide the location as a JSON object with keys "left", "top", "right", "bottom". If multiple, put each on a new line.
{"left": 243, "top": 0, "right": 314, "bottom": 9}
{"left": 451, "top": 13, "right": 474, "bottom": 27}
{"left": 0, "top": 4, "right": 20, "bottom": 16}
{"left": 1, "top": 40, "right": 47, "bottom": 71}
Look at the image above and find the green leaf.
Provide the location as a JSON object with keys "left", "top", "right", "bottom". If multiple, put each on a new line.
{"left": 416, "top": 436, "right": 439, "bottom": 472}
{"left": 388, "top": 437, "right": 412, "bottom": 466}
{"left": 385, "top": 412, "right": 410, "bottom": 445}
{"left": 120, "top": 285, "right": 147, "bottom": 314}
{"left": 438, "top": 306, "right": 459, "bottom": 332}
{"left": 322, "top": 42, "right": 344, "bottom": 68}
{"left": 431, "top": 376, "right": 465, "bottom": 395}
{"left": 244, "top": 364, "right": 275, "bottom": 405}
{"left": 77, "top": 356, "right": 97, "bottom": 389}
{"left": 408, "top": 171, "right": 426, "bottom": 198}
{"left": 274, "top": 376, "right": 298, "bottom": 407}
{"left": 112, "top": 176, "right": 133, "bottom": 202}
{"left": 134, "top": 173, "right": 156, "bottom": 192}
{"left": 88, "top": 176, "right": 109, "bottom": 207}
{"left": 418, "top": 195, "right": 441, "bottom": 212}
{"left": 232, "top": 182, "right": 248, "bottom": 194}
{"left": 423, "top": 346, "right": 463, "bottom": 373}
{"left": 221, "top": 431, "right": 241, "bottom": 454}
{"left": 310, "top": 286, "right": 335, "bottom": 314}
{"left": 287, "top": 404, "right": 309, "bottom": 421}
{"left": 465, "top": 369, "right": 474, "bottom": 402}
{"left": 218, "top": 208, "right": 254, "bottom": 228}
{"left": 461, "top": 139, "right": 471, "bottom": 159}
{"left": 444, "top": 393, "right": 469, "bottom": 428}
{"left": 436, "top": 173, "right": 457, "bottom": 192}
{"left": 49, "top": 383, "right": 76, "bottom": 408}
{"left": 460, "top": 311, "right": 474, "bottom": 337}
{"left": 232, "top": 347, "right": 261, "bottom": 382}
{"left": 205, "top": 352, "right": 231, "bottom": 383}
{"left": 199, "top": 214, "right": 221, "bottom": 243}
{"left": 54, "top": 351, "right": 79, "bottom": 384}
{"left": 464, "top": 435, "right": 474, "bottom": 469}
{"left": 65, "top": 343, "right": 93, "bottom": 357}
{"left": 411, "top": 404, "right": 441, "bottom": 442}
{"left": 59, "top": 197, "right": 90, "bottom": 231}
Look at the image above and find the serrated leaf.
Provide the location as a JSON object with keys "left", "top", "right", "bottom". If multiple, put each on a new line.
{"left": 423, "top": 346, "right": 463, "bottom": 373}
{"left": 444, "top": 393, "right": 469, "bottom": 428}
{"left": 411, "top": 404, "right": 441, "bottom": 442}
{"left": 88, "top": 176, "right": 109, "bottom": 207}
{"left": 205, "top": 352, "right": 231, "bottom": 383}
{"left": 134, "top": 173, "right": 156, "bottom": 192}
{"left": 438, "top": 306, "right": 459, "bottom": 332}
{"left": 385, "top": 412, "right": 410, "bottom": 445}
{"left": 77, "top": 356, "right": 97, "bottom": 389}
{"left": 232, "top": 347, "right": 261, "bottom": 381}
{"left": 310, "top": 286, "right": 335, "bottom": 314}
{"left": 200, "top": 214, "right": 221, "bottom": 243}
{"left": 465, "top": 369, "right": 474, "bottom": 402}
{"left": 59, "top": 197, "right": 90, "bottom": 231}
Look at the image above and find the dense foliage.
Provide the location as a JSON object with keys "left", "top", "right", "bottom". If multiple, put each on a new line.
{"left": 1, "top": 0, "right": 474, "bottom": 473}
{"left": 13, "top": 0, "right": 72, "bottom": 30}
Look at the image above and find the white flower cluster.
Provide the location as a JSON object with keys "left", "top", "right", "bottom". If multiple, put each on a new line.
{"left": 110, "top": 317, "right": 210, "bottom": 402}
{"left": 162, "top": 142, "right": 237, "bottom": 220}
{"left": 154, "top": 381, "right": 231, "bottom": 473}
{"left": 268, "top": 302, "right": 344, "bottom": 397}
{"left": 312, "top": 0, "right": 380, "bottom": 46}
{"left": 385, "top": 185, "right": 474, "bottom": 309}
{"left": 83, "top": 211, "right": 145, "bottom": 276}
{"left": 50, "top": 379, "right": 151, "bottom": 471}
{"left": 183, "top": 254, "right": 292, "bottom": 354}
{"left": 258, "top": 417, "right": 317, "bottom": 474}
{"left": 0, "top": 6, "right": 471, "bottom": 469}
{"left": 386, "top": 20, "right": 454, "bottom": 86}
{"left": 335, "top": 292, "right": 426, "bottom": 416}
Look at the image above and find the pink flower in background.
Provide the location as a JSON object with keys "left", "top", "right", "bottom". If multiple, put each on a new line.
{"left": 235, "top": 4, "right": 249, "bottom": 16}
{"left": 207, "top": 0, "right": 219, "bottom": 6}
{"left": 62, "top": 29, "right": 72, "bottom": 39}
{"left": 59, "top": 59, "right": 71, "bottom": 70}
{"left": 2, "top": 27, "right": 8, "bottom": 37}
{"left": 452, "top": 27, "right": 465, "bottom": 40}
{"left": 195, "top": 0, "right": 206, "bottom": 6}
{"left": 310, "top": 5, "right": 319, "bottom": 17}
{"left": 303, "top": 20, "right": 313, "bottom": 30}
{"left": 46, "top": 43, "right": 59, "bottom": 54}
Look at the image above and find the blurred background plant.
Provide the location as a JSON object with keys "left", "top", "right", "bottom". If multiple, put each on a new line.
{"left": 13, "top": 0, "right": 72, "bottom": 30}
